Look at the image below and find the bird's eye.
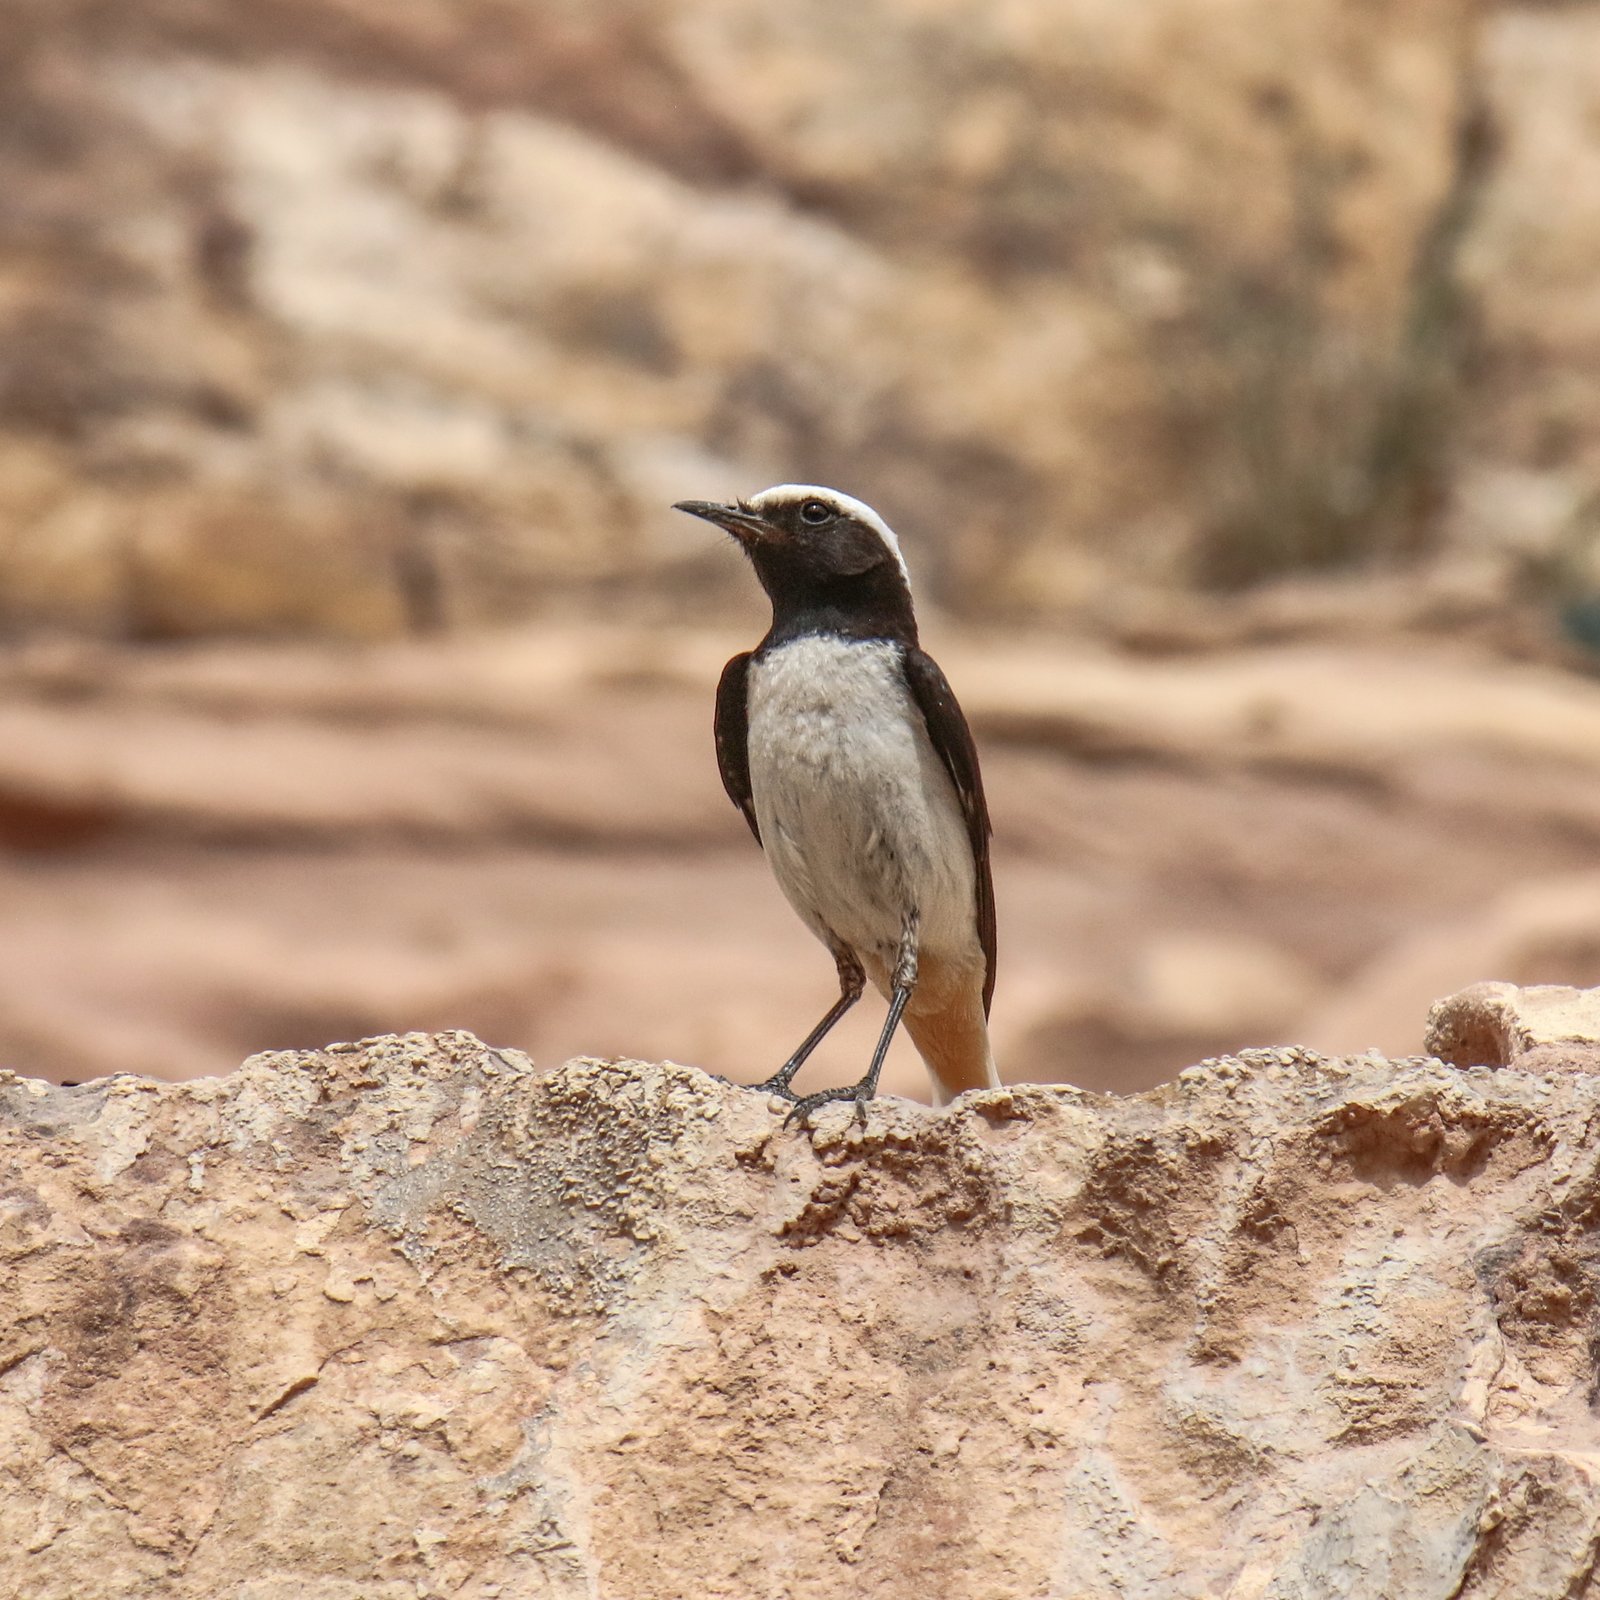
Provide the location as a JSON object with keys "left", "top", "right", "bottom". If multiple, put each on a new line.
{"left": 798, "top": 499, "right": 833, "bottom": 525}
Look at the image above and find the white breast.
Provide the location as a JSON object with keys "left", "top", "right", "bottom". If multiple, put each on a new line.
{"left": 744, "top": 635, "right": 979, "bottom": 973}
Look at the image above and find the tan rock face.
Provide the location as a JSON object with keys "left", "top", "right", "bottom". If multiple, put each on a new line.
{"left": 1464, "top": 9, "right": 1600, "bottom": 486}
{"left": 0, "top": 0, "right": 1487, "bottom": 634}
{"left": 1427, "top": 980, "right": 1600, "bottom": 1074}
{"left": 6, "top": 1011, "right": 1600, "bottom": 1597}
{"left": 15, "top": 624, "right": 1600, "bottom": 1093}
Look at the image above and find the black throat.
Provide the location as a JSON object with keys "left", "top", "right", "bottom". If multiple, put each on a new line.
{"left": 752, "top": 554, "right": 920, "bottom": 652}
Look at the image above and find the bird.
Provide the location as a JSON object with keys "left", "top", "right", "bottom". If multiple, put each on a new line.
{"left": 672, "top": 484, "right": 998, "bottom": 1125}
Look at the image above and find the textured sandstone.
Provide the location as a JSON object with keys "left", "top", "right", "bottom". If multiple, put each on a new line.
{"left": 0, "top": 0, "right": 1488, "bottom": 631}
{"left": 6, "top": 1011, "right": 1600, "bottom": 1598}
{"left": 1427, "top": 981, "right": 1600, "bottom": 1074}
{"left": 1464, "top": 7, "right": 1600, "bottom": 493}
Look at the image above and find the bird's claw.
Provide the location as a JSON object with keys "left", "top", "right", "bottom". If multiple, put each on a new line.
{"left": 783, "top": 1083, "right": 875, "bottom": 1129}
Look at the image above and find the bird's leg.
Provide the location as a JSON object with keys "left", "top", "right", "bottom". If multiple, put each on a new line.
{"left": 787, "top": 920, "right": 918, "bottom": 1128}
{"left": 750, "top": 948, "right": 864, "bottom": 1100}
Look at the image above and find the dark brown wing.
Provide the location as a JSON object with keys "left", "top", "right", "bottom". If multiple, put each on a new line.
{"left": 714, "top": 652, "right": 761, "bottom": 846}
{"left": 901, "top": 646, "right": 997, "bottom": 1015}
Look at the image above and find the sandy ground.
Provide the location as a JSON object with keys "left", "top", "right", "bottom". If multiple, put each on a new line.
{"left": 4, "top": 623, "right": 1600, "bottom": 1100}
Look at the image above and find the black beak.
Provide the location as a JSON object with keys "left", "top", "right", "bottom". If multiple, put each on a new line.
{"left": 672, "top": 499, "right": 775, "bottom": 545}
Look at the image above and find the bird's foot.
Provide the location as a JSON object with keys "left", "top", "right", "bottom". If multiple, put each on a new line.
{"left": 702, "top": 1070, "right": 789, "bottom": 1099}
{"left": 750, "top": 1072, "right": 801, "bottom": 1102}
{"left": 702, "top": 1068, "right": 801, "bottom": 1100}
{"left": 742, "top": 1054, "right": 812, "bottom": 1100}
{"left": 784, "top": 1079, "right": 876, "bottom": 1129}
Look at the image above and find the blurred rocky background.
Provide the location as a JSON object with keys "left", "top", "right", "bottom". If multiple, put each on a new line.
{"left": 3, "top": 0, "right": 1600, "bottom": 1096}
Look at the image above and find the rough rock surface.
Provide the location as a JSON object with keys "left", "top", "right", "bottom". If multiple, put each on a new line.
{"left": 0, "top": 0, "right": 1532, "bottom": 633}
{"left": 1427, "top": 981, "right": 1600, "bottom": 1074}
{"left": 7, "top": 1006, "right": 1600, "bottom": 1598}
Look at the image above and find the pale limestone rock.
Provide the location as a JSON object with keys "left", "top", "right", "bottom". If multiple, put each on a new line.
{"left": 0, "top": 0, "right": 1483, "bottom": 634}
{"left": 1465, "top": 7, "right": 1600, "bottom": 488}
{"left": 8, "top": 0, "right": 1600, "bottom": 636}
{"left": 5, "top": 1020, "right": 1600, "bottom": 1597}
{"left": 1426, "top": 980, "right": 1600, "bottom": 1072}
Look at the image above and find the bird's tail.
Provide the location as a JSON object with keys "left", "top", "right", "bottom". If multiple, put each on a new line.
{"left": 904, "top": 982, "right": 999, "bottom": 1108}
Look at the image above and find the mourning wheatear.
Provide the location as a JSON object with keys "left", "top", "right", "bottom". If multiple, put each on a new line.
{"left": 673, "top": 485, "right": 999, "bottom": 1124}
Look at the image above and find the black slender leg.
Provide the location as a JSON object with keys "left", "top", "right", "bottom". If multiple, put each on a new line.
{"left": 785, "top": 985, "right": 911, "bottom": 1128}
{"left": 750, "top": 951, "right": 864, "bottom": 1100}
{"left": 786, "top": 927, "right": 918, "bottom": 1128}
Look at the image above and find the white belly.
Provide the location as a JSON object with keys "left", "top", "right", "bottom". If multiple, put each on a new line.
{"left": 744, "top": 636, "right": 979, "bottom": 973}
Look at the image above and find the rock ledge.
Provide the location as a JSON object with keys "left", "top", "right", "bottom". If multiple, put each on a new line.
{"left": 5, "top": 1005, "right": 1600, "bottom": 1598}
